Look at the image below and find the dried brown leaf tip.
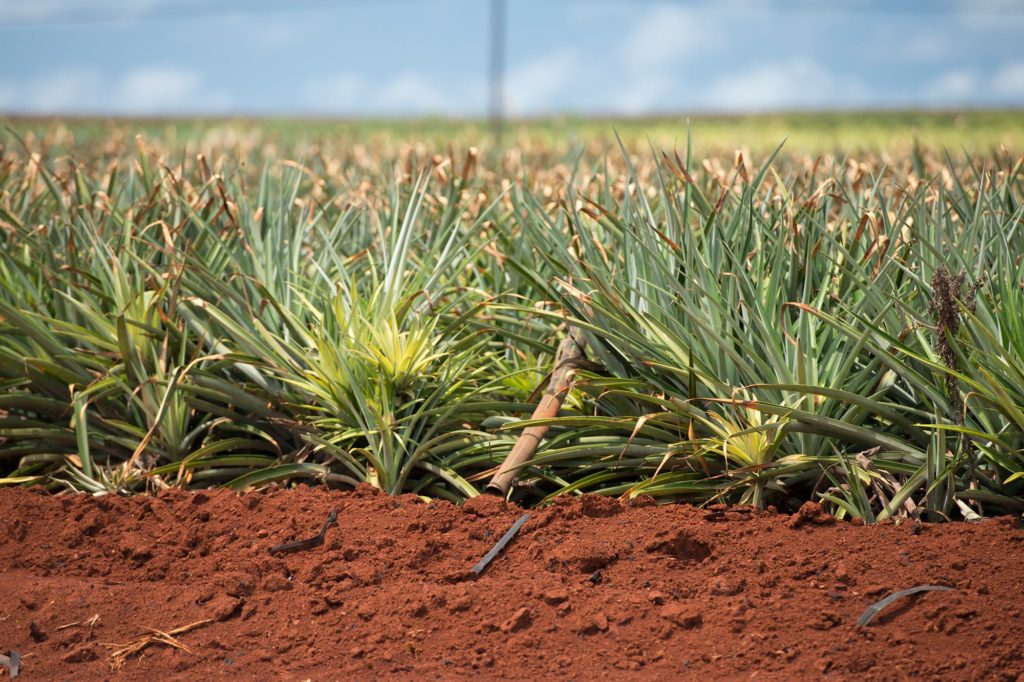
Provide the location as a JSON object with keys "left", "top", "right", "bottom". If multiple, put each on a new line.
{"left": 930, "top": 265, "right": 981, "bottom": 417}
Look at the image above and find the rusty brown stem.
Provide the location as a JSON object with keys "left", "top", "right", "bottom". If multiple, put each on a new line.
{"left": 485, "top": 327, "right": 587, "bottom": 496}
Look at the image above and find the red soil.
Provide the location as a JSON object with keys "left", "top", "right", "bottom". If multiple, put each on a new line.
{"left": 1, "top": 486, "right": 1022, "bottom": 680}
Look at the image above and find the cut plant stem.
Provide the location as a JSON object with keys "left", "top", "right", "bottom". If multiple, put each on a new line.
{"left": 485, "top": 327, "right": 587, "bottom": 496}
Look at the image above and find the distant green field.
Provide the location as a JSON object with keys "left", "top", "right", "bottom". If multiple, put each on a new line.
{"left": 4, "top": 109, "right": 1023, "bottom": 156}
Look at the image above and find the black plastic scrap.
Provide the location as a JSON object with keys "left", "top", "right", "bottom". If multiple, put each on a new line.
{"left": 857, "top": 585, "right": 954, "bottom": 627}
{"left": 0, "top": 651, "right": 21, "bottom": 679}
{"left": 471, "top": 512, "right": 530, "bottom": 575}
{"left": 268, "top": 510, "right": 338, "bottom": 555}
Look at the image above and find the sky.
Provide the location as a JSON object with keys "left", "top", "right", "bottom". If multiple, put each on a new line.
{"left": 0, "top": 0, "right": 1022, "bottom": 117}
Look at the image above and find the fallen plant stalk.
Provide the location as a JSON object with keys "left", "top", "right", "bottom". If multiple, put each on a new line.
{"left": 486, "top": 327, "right": 587, "bottom": 496}
{"left": 106, "top": 618, "right": 213, "bottom": 670}
{"left": 56, "top": 614, "right": 100, "bottom": 631}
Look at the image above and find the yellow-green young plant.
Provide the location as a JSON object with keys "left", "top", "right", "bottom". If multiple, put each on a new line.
{"left": 179, "top": 171, "right": 520, "bottom": 498}
{"left": 680, "top": 400, "right": 810, "bottom": 509}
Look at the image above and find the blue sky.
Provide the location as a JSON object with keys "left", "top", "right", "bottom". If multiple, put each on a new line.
{"left": 0, "top": 0, "right": 1022, "bottom": 116}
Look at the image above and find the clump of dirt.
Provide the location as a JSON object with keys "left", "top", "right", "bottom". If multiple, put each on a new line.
{"left": 1, "top": 485, "right": 1022, "bottom": 679}
{"left": 787, "top": 500, "right": 837, "bottom": 529}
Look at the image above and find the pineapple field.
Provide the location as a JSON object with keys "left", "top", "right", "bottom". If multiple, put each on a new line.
{"left": 1, "top": 113, "right": 1023, "bottom": 678}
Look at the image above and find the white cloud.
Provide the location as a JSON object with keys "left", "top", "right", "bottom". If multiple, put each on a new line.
{"left": 703, "top": 58, "right": 867, "bottom": 111}
{"left": 619, "top": 4, "right": 708, "bottom": 70}
{"left": 605, "top": 3, "right": 723, "bottom": 114}
{"left": 300, "top": 72, "right": 467, "bottom": 116}
{"left": 993, "top": 62, "right": 1024, "bottom": 98}
{"left": 0, "top": 65, "right": 229, "bottom": 114}
{"left": 115, "top": 66, "right": 202, "bottom": 113}
{"left": 920, "top": 62, "right": 1024, "bottom": 104}
{"left": 506, "top": 50, "right": 578, "bottom": 115}
{"left": 112, "top": 66, "right": 231, "bottom": 114}
{"left": 923, "top": 69, "right": 979, "bottom": 102}
{"left": 307, "top": 74, "right": 364, "bottom": 111}
{"left": 27, "top": 68, "right": 103, "bottom": 111}
{"left": 375, "top": 73, "right": 449, "bottom": 114}
{"left": 614, "top": 73, "right": 674, "bottom": 115}
{"left": 0, "top": 82, "right": 15, "bottom": 108}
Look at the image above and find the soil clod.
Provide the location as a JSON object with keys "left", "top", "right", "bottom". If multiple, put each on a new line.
{"left": 788, "top": 501, "right": 836, "bottom": 529}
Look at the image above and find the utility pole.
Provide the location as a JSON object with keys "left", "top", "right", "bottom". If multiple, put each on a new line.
{"left": 489, "top": 0, "right": 505, "bottom": 146}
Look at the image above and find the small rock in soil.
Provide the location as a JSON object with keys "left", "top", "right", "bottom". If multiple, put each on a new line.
{"left": 833, "top": 562, "right": 855, "bottom": 585}
{"left": 660, "top": 603, "right": 703, "bottom": 630}
{"left": 579, "top": 612, "right": 609, "bottom": 635}
{"left": 707, "top": 575, "right": 746, "bottom": 596}
{"left": 502, "top": 607, "right": 532, "bottom": 633}
{"left": 541, "top": 588, "right": 569, "bottom": 605}
{"left": 209, "top": 594, "right": 242, "bottom": 621}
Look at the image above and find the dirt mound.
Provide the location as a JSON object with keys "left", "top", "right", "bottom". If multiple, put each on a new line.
{"left": 1, "top": 486, "right": 1022, "bottom": 679}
